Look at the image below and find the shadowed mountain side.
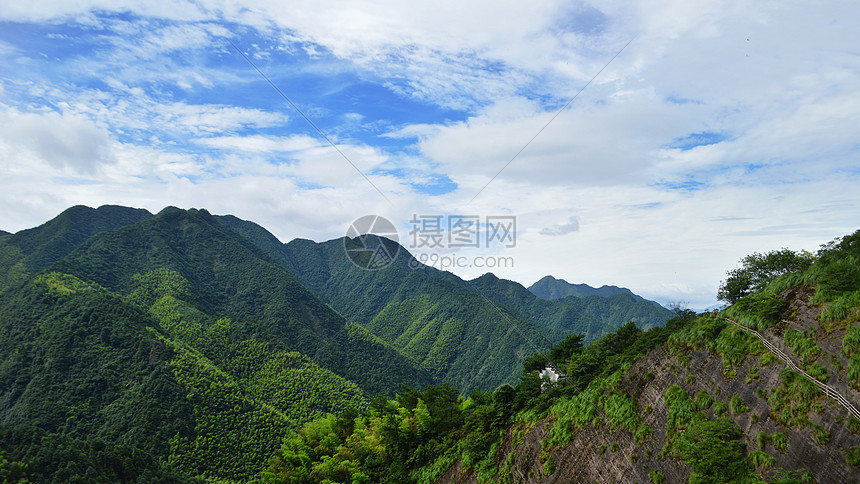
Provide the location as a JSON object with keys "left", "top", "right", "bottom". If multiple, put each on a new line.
{"left": 213, "top": 214, "right": 675, "bottom": 392}
{"left": 279, "top": 236, "right": 563, "bottom": 393}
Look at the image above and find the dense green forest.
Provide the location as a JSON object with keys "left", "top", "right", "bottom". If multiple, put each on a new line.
{"left": 0, "top": 270, "right": 375, "bottom": 481}
{"left": 261, "top": 315, "right": 692, "bottom": 483}
{"left": 0, "top": 207, "right": 430, "bottom": 481}
{"left": 214, "top": 219, "right": 671, "bottom": 393}
{"left": 0, "top": 426, "right": 198, "bottom": 484}
{"left": 240, "top": 232, "right": 567, "bottom": 393}
{"left": 263, "top": 229, "right": 860, "bottom": 483}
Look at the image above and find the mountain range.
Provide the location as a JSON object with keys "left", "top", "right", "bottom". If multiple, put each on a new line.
{"left": 213, "top": 210, "right": 674, "bottom": 390}
{"left": 0, "top": 204, "right": 673, "bottom": 481}
{"left": 3, "top": 205, "right": 857, "bottom": 482}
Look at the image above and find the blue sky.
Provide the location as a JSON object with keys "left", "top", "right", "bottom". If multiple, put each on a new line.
{"left": 1, "top": 0, "right": 859, "bottom": 308}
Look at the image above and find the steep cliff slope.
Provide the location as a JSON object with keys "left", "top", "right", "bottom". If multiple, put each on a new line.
{"left": 438, "top": 231, "right": 860, "bottom": 483}
{"left": 443, "top": 294, "right": 857, "bottom": 482}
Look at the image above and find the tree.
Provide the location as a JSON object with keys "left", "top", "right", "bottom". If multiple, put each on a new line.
{"left": 548, "top": 333, "right": 584, "bottom": 363}
{"left": 717, "top": 249, "right": 814, "bottom": 303}
{"left": 667, "top": 418, "right": 754, "bottom": 483}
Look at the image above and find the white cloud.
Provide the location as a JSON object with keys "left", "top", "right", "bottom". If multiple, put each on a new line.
{"left": 3, "top": 1, "right": 623, "bottom": 111}
{"left": 448, "top": 175, "right": 860, "bottom": 308}
{"left": 540, "top": 216, "right": 580, "bottom": 236}
{"left": 197, "top": 134, "right": 316, "bottom": 153}
{"left": 13, "top": 81, "right": 289, "bottom": 141}
{"left": 1, "top": 0, "right": 859, "bottom": 309}
{"left": 156, "top": 103, "right": 288, "bottom": 136}
{"left": 0, "top": 0, "right": 207, "bottom": 23}
{"left": 415, "top": 90, "right": 701, "bottom": 196}
{"left": 0, "top": 109, "right": 115, "bottom": 173}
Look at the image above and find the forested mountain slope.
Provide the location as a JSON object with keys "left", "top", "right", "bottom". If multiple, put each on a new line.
{"left": 212, "top": 213, "right": 676, "bottom": 391}
{"left": 274, "top": 237, "right": 673, "bottom": 390}
{"left": 266, "top": 229, "right": 860, "bottom": 484}
{"left": 0, "top": 206, "right": 433, "bottom": 481}
{"left": 201, "top": 215, "right": 561, "bottom": 393}
{"left": 278, "top": 236, "right": 565, "bottom": 393}
{"left": 45, "top": 207, "right": 432, "bottom": 396}
{"left": 0, "top": 271, "right": 371, "bottom": 481}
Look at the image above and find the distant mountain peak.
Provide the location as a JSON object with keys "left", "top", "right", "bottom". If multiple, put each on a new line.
{"left": 472, "top": 272, "right": 500, "bottom": 281}
{"left": 4, "top": 204, "right": 154, "bottom": 273}
{"left": 157, "top": 205, "right": 182, "bottom": 215}
{"left": 528, "top": 275, "right": 641, "bottom": 301}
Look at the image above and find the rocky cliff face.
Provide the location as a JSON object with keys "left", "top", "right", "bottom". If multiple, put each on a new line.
{"left": 439, "top": 288, "right": 860, "bottom": 483}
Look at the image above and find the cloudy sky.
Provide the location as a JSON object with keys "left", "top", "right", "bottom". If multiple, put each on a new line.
{"left": 1, "top": 1, "right": 858, "bottom": 308}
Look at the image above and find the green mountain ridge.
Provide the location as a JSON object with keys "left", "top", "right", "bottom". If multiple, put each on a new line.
{"left": 0, "top": 206, "right": 433, "bottom": 481}
{"left": 0, "top": 204, "right": 716, "bottom": 483}
{"left": 263, "top": 229, "right": 860, "bottom": 484}
{"left": 207, "top": 213, "right": 562, "bottom": 393}
{"left": 49, "top": 207, "right": 433, "bottom": 396}
{"left": 271, "top": 236, "right": 673, "bottom": 390}
{"left": 0, "top": 205, "right": 153, "bottom": 294}
{"left": 275, "top": 235, "right": 563, "bottom": 394}
{"left": 4, "top": 205, "right": 153, "bottom": 273}
{"left": 151, "top": 211, "right": 676, "bottom": 393}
